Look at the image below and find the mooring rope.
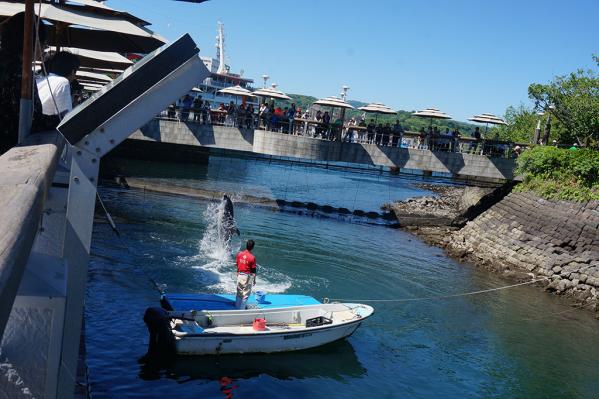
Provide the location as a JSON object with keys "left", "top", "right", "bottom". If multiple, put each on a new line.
{"left": 324, "top": 276, "right": 551, "bottom": 303}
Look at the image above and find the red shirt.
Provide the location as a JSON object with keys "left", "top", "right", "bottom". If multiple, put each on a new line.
{"left": 236, "top": 250, "right": 256, "bottom": 274}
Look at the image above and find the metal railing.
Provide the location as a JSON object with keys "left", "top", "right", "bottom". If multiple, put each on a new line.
{"left": 156, "top": 107, "right": 524, "bottom": 158}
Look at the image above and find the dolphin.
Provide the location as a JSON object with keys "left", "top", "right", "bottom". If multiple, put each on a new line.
{"left": 219, "top": 194, "right": 240, "bottom": 243}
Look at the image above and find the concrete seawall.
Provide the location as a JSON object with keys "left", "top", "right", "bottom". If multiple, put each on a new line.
{"left": 443, "top": 192, "right": 599, "bottom": 310}
{"left": 129, "top": 119, "right": 517, "bottom": 181}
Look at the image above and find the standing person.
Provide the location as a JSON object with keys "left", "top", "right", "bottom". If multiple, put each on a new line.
{"left": 36, "top": 51, "right": 80, "bottom": 129}
{"left": 471, "top": 126, "right": 481, "bottom": 153}
{"left": 179, "top": 94, "right": 193, "bottom": 121}
{"left": 246, "top": 103, "right": 255, "bottom": 129}
{"left": 192, "top": 96, "right": 202, "bottom": 122}
{"left": 259, "top": 102, "right": 267, "bottom": 128}
{"left": 451, "top": 128, "right": 460, "bottom": 152}
{"left": 287, "top": 103, "right": 297, "bottom": 134}
{"left": 322, "top": 111, "right": 331, "bottom": 140}
{"left": 201, "top": 99, "right": 211, "bottom": 124}
{"left": 235, "top": 240, "right": 257, "bottom": 309}
{"left": 392, "top": 120, "right": 404, "bottom": 147}
{"left": 366, "top": 119, "right": 376, "bottom": 144}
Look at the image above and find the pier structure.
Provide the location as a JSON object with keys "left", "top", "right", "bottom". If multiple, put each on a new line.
{"left": 129, "top": 119, "right": 518, "bottom": 181}
{"left": 0, "top": 35, "right": 208, "bottom": 398}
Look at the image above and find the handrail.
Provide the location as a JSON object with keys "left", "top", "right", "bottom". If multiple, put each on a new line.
{"left": 0, "top": 133, "right": 61, "bottom": 340}
{"left": 153, "top": 110, "right": 524, "bottom": 158}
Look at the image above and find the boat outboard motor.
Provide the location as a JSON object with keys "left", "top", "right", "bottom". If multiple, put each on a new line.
{"left": 142, "top": 307, "right": 176, "bottom": 361}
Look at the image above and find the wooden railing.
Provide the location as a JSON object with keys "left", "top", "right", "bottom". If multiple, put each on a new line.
{"left": 0, "top": 133, "right": 61, "bottom": 339}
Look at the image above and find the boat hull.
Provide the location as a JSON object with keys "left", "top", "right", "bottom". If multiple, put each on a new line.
{"left": 175, "top": 319, "right": 364, "bottom": 355}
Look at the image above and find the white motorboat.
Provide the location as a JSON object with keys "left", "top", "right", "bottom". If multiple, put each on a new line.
{"left": 168, "top": 302, "right": 374, "bottom": 355}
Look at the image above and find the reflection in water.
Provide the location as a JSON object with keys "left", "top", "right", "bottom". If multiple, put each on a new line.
{"left": 219, "top": 377, "right": 237, "bottom": 399}
{"left": 139, "top": 340, "right": 365, "bottom": 382}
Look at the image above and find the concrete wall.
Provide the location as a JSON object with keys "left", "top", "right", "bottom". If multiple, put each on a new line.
{"left": 131, "top": 120, "right": 517, "bottom": 180}
{"left": 131, "top": 118, "right": 254, "bottom": 153}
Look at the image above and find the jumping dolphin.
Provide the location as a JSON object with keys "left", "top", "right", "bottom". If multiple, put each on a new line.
{"left": 219, "top": 194, "right": 240, "bottom": 243}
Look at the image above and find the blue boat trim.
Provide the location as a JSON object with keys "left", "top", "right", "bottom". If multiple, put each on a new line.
{"left": 163, "top": 293, "right": 322, "bottom": 312}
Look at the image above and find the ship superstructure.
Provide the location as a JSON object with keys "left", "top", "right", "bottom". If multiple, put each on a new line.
{"left": 195, "top": 22, "right": 256, "bottom": 107}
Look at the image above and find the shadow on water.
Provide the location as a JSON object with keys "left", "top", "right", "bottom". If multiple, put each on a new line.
{"left": 139, "top": 340, "right": 365, "bottom": 382}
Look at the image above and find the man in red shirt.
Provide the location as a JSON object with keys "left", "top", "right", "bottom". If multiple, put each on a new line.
{"left": 235, "top": 240, "right": 256, "bottom": 309}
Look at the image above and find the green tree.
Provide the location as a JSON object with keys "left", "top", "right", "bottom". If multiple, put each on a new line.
{"left": 494, "top": 104, "right": 539, "bottom": 143}
{"left": 527, "top": 56, "right": 599, "bottom": 146}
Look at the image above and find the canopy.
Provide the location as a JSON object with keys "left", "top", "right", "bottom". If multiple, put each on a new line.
{"left": 252, "top": 87, "right": 291, "bottom": 100}
{"left": 218, "top": 85, "right": 255, "bottom": 97}
{"left": 76, "top": 70, "right": 112, "bottom": 82}
{"left": 313, "top": 96, "right": 354, "bottom": 109}
{"left": 7, "top": 0, "right": 151, "bottom": 26}
{"left": 46, "top": 46, "right": 133, "bottom": 70}
{"left": 468, "top": 113, "right": 507, "bottom": 125}
{"left": 48, "top": 25, "right": 165, "bottom": 53}
{"left": 0, "top": 2, "right": 165, "bottom": 53}
{"left": 358, "top": 103, "right": 396, "bottom": 114}
{"left": 79, "top": 66, "right": 125, "bottom": 74}
{"left": 412, "top": 108, "right": 452, "bottom": 119}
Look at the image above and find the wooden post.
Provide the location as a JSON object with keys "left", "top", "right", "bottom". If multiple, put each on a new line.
{"left": 18, "top": 0, "right": 34, "bottom": 143}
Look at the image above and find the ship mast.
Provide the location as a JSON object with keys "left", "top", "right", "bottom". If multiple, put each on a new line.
{"left": 216, "top": 21, "right": 227, "bottom": 75}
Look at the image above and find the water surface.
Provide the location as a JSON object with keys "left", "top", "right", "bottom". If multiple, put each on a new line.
{"left": 86, "top": 158, "right": 599, "bottom": 398}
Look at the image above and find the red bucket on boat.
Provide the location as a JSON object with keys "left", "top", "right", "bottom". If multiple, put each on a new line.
{"left": 253, "top": 318, "right": 267, "bottom": 331}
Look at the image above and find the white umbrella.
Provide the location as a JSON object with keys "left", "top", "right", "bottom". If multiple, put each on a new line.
{"left": 218, "top": 85, "right": 255, "bottom": 105}
{"left": 358, "top": 103, "right": 396, "bottom": 114}
{"left": 412, "top": 107, "right": 452, "bottom": 126}
{"left": 218, "top": 85, "right": 255, "bottom": 97}
{"left": 468, "top": 113, "right": 507, "bottom": 134}
{"left": 252, "top": 87, "right": 291, "bottom": 101}
{"left": 358, "top": 102, "right": 396, "bottom": 123}
{"left": 313, "top": 96, "right": 354, "bottom": 109}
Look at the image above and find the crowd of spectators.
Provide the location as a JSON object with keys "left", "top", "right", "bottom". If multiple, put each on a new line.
{"left": 161, "top": 95, "right": 520, "bottom": 158}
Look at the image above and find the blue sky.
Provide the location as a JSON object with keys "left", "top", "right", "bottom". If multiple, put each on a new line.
{"left": 108, "top": 0, "right": 598, "bottom": 122}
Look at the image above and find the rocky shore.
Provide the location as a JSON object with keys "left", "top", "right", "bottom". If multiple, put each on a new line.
{"left": 389, "top": 184, "right": 599, "bottom": 313}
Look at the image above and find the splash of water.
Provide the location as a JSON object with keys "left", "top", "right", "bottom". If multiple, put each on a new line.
{"left": 199, "top": 201, "right": 234, "bottom": 262}
{"left": 193, "top": 200, "right": 292, "bottom": 294}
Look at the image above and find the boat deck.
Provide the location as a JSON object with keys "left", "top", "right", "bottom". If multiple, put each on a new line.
{"left": 163, "top": 293, "right": 321, "bottom": 312}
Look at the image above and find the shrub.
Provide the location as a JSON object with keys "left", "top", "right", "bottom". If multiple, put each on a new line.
{"left": 515, "top": 146, "right": 599, "bottom": 201}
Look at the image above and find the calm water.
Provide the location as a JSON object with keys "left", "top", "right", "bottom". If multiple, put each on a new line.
{"left": 86, "top": 157, "right": 599, "bottom": 398}
{"left": 102, "top": 155, "right": 433, "bottom": 212}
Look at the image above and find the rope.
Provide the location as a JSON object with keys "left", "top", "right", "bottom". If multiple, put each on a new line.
{"left": 325, "top": 276, "right": 551, "bottom": 303}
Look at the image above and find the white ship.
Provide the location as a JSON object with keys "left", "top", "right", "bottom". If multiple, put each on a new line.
{"left": 194, "top": 22, "right": 257, "bottom": 107}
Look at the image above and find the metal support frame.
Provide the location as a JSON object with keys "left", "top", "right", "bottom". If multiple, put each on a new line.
{"left": 1, "top": 36, "right": 208, "bottom": 397}
{"left": 54, "top": 54, "right": 207, "bottom": 398}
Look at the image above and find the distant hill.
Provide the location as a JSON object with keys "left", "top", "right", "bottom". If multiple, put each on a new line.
{"left": 285, "top": 93, "right": 477, "bottom": 135}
